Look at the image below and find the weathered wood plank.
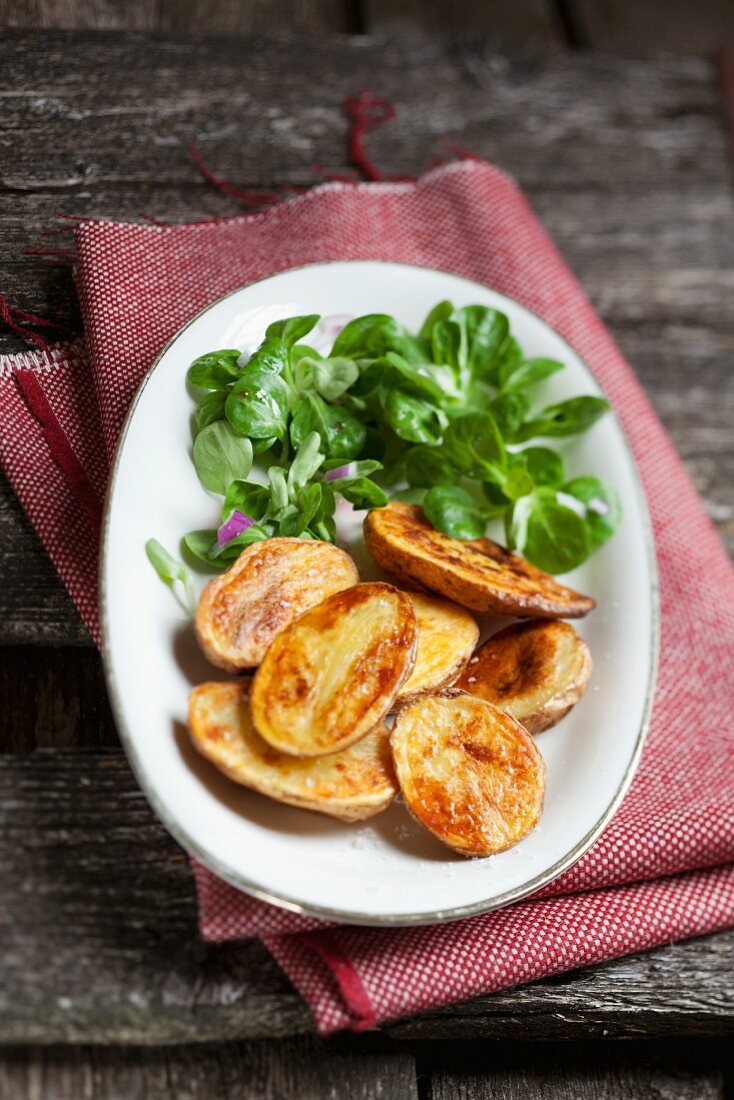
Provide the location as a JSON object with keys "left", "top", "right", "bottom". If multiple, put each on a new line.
{"left": 0, "top": 1036, "right": 417, "bottom": 1098}
{"left": 0, "top": 648, "right": 116, "bottom": 751}
{"left": 0, "top": 35, "right": 727, "bottom": 195}
{"left": 363, "top": 0, "right": 562, "bottom": 49}
{"left": 0, "top": 0, "right": 357, "bottom": 34}
{"left": 572, "top": 0, "right": 734, "bottom": 56}
{"left": 0, "top": 749, "right": 732, "bottom": 1044}
{"left": 0, "top": 479, "right": 91, "bottom": 647}
{"left": 0, "top": 1040, "right": 728, "bottom": 1100}
{"left": 423, "top": 1039, "right": 725, "bottom": 1098}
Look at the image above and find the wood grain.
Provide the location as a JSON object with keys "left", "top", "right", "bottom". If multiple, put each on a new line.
{"left": 0, "top": 38, "right": 727, "bottom": 196}
{"left": 424, "top": 1039, "right": 725, "bottom": 1098}
{"left": 0, "top": 1038, "right": 727, "bottom": 1098}
{"left": 0, "top": 1036, "right": 418, "bottom": 1098}
{"left": 0, "top": 649, "right": 116, "bottom": 751}
{"left": 0, "top": 749, "right": 732, "bottom": 1044}
{"left": 363, "top": 0, "right": 562, "bottom": 49}
{"left": 572, "top": 0, "right": 734, "bottom": 56}
{"left": 0, "top": 0, "right": 358, "bottom": 34}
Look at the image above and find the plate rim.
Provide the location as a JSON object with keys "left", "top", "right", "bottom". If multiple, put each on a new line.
{"left": 99, "top": 259, "right": 660, "bottom": 927}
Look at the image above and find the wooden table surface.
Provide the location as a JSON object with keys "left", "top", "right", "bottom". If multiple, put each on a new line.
{"left": 1, "top": 3, "right": 734, "bottom": 1096}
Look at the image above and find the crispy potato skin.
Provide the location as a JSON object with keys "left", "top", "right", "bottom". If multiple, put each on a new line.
{"left": 251, "top": 582, "right": 418, "bottom": 757}
{"left": 195, "top": 537, "right": 359, "bottom": 671}
{"left": 364, "top": 503, "right": 595, "bottom": 618}
{"left": 189, "top": 681, "right": 397, "bottom": 821}
{"left": 397, "top": 591, "right": 479, "bottom": 703}
{"left": 390, "top": 691, "right": 546, "bottom": 857}
{"left": 456, "top": 620, "right": 592, "bottom": 734}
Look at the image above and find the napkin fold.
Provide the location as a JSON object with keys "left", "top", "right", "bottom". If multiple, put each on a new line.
{"left": 1, "top": 159, "right": 733, "bottom": 1034}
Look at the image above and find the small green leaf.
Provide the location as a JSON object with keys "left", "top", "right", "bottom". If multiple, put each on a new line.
{"left": 561, "top": 476, "right": 622, "bottom": 549}
{"left": 493, "top": 336, "right": 523, "bottom": 389}
{"left": 513, "top": 396, "right": 610, "bottom": 442}
{"left": 337, "top": 477, "right": 388, "bottom": 510}
{"left": 268, "top": 466, "right": 290, "bottom": 514}
{"left": 423, "top": 485, "right": 486, "bottom": 540}
{"left": 289, "top": 393, "right": 366, "bottom": 459}
{"left": 501, "top": 357, "right": 563, "bottom": 393}
{"left": 145, "top": 538, "right": 195, "bottom": 613}
{"left": 192, "top": 421, "right": 253, "bottom": 495}
{"left": 265, "top": 314, "right": 319, "bottom": 348}
{"left": 238, "top": 336, "right": 289, "bottom": 377}
{"left": 187, "top": 350, "right": 241, "bottom": 390}
{"left": 380, "top": 352, "right": 447, "bottom": 405}
{"left": 404, "top": 445, "right": 456, "bottom": 488}
{"left": 288, "top": 431, "right": 324, "bottom": 493}
{"left": 384, "top": 390, "right": 445, "bottom": 445}
{"left": 295, "top": 356, "right": 359, "bottom": 400}
{"left": 502, "top": 459, "right": 534, "bottom": 501}
{"left": 323, "top": 458, "right": 383, "bottom": 479}
{"left": 225, "top": 368, "right": 290, "bottom": 441}
{"left": 182, "top": 529, "right": 219, "bottom": 565}
{"left": 431, "top": 319, "right": 466, "bottom": 373}
{"left": 452, "top": 306, "right": 510, "bottom": 382}
{"left": 488, "top": 392, "right": 532, "bottom": 437}
{"left": 222, "top": 480, "right": 270, "bottom": 522}
{"left": 442, "top": 411, "right": 506, "bottom": 479}
{"left": 331, "top": 314, "right": 412, "bottom": 359}
{"left": 509, "top": 490, "right": 591, "bottom": 574}
{"left": 213, "top": 524, "right": 271, "bottom": 560}
{"left": 194, "top": 390, "right": 228, "bottom": 431}
{"left": 520, "top": 447, "right": 566, "bottom": 488}
{"left": 418, "top": 300, "right": 454, "bottom": 339}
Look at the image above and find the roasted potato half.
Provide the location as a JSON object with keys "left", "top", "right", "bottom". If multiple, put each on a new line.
{"left": 189, "top": 681, "right": 397, "bottom": 821}
{"left": 456, "top": 620, "right": 592, "bottom": 734}
{"left": 195, "top": 537, "right": 359, "bottom": 671}
{"left": 251, "top": 582, "right": 418, "bottom": 757}
{"left": 397, "top": 592, "right": 479, "bottom": 702}
{"left": 364, "top": 503, "right": 595, "bottom": 618}
{"left": 390, "top": 690, "right": 546, "bottom": 857}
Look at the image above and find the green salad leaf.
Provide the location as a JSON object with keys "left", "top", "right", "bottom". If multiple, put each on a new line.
{"left": 161, "top": 300, "right": 621, "bottom": 579}
{"left": 192, "top": 421, "right": 253, "bottom": 495}
{"left": 145, "top": 539, "right": 195, "bottom": 613}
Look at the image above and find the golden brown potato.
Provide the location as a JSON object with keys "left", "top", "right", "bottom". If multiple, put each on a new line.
{"left": 189, "top": 681, "right": 397, "bottom": 821}
{"left": 195, "top": 537, "right": 359, "bottom": 671}
{"left": 397, "top": 591, "right": 479, "bottom": 702}
{"left": 456, "top": 620, "right": 592, "bottom": 734}
{"left": 364, "top": 502, "right": 595, "bottom": 618}
{"left": 390, "top": 690, "right": 546, "bottom": 857}
{"left": 251, "top": 582, "right": 417, "bottom": 757}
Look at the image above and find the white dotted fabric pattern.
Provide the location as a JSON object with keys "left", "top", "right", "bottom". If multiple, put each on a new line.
{"left": 0, "top": 160, "right": 732, "bottom": 1032}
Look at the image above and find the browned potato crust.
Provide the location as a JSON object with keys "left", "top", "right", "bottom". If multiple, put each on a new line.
{"left": 397, "top": 592, "right": 479, "bottom": 703}
{"left": 195, "top": 537, "right": 359, "bottom": 671}
{"left": 390, "top": 691, "right": 546, "bottom": 857}
{"left": 364, "top": 503, "right": 595, "bottom": 618}
{"left": 189, "top": 681, "right": 397, "bottom": 821}
{"left": 456, "top": 620, "right": 592, "bottom": 733}
{"left": 251, "top": 582, "right": 417, "bottom": 757}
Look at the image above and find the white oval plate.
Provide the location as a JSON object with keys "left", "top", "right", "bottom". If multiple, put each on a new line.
{"left": 101, "top": 261, "right": 658, "bottom": 926}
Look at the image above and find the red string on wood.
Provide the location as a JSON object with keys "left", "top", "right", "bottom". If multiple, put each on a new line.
{"left": 345, "top": 91, "right": 416, "bottom": 183}
{"left": 15, "top": 370, "right": 103, "bottom": 538}
{"left": 187, "top": 142, "right": 283, "bottom": 208}
{"left": 0, "top": 293, "right": 59, "bottom": 354}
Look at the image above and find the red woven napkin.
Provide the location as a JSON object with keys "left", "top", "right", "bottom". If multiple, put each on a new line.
{"left": 1, "top": 160, "right": 733, "bottom": 1034}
